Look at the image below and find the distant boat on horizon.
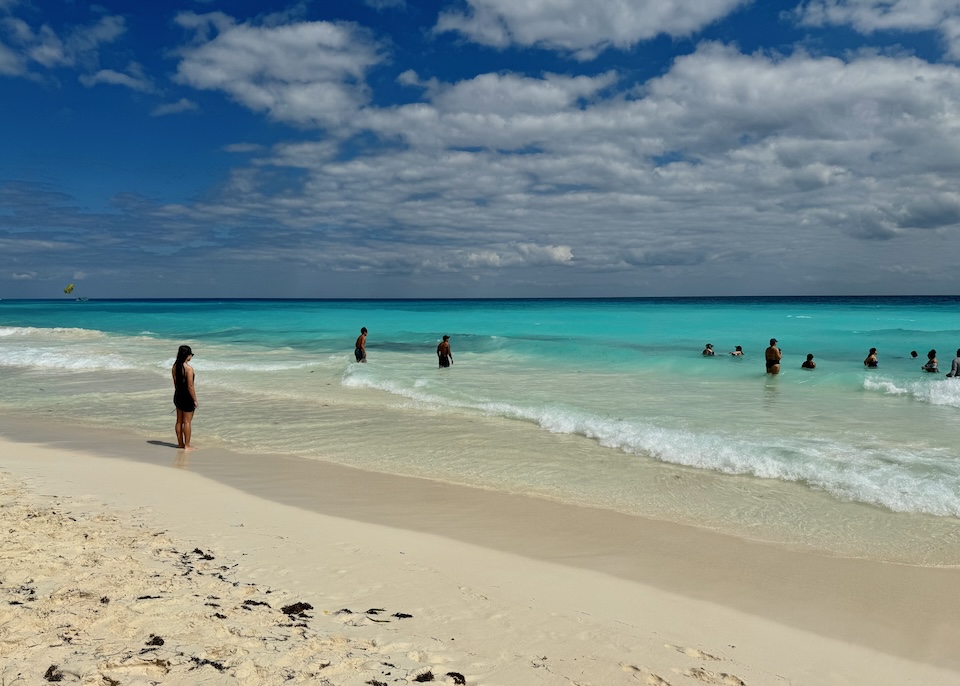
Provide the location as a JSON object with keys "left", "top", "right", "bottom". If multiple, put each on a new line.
{"left": 75, "top": 297, "right": 89, "bottom": 302}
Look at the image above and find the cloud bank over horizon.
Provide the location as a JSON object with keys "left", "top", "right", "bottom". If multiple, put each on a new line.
{"left": 2, "top": 0, "right": 960, "bottom": 298}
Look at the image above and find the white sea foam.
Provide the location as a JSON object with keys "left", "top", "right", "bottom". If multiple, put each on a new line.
{"left": 864, "top": 376, "right": 960, "bottom": 408}
{"left": 0, "top": 326, "right": 107, "bottom": 339}
{"left": 0, "top": 348, "right": 137, "bottom": 371}
{"left": 188, "top": 359, "right": 318, "bottom": 373}
{"left": 343, "top": 372, "right": 960, "bottom": 517}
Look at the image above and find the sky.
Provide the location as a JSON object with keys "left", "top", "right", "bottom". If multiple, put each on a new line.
{"left": 2, "top": 0, "right": 960, "bottom": 299}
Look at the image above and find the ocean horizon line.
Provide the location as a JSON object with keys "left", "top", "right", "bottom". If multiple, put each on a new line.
{"left": 3, "top": 294, "right": 960, "bottom": 304}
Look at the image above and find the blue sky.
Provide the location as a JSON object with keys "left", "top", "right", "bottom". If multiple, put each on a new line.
{"left": 3, "top": 0, "right": 960, "bottom": 298}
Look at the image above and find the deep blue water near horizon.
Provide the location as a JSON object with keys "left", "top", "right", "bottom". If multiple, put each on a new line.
{"left": 2, "top": 296, "right": 960, "bottom": 563}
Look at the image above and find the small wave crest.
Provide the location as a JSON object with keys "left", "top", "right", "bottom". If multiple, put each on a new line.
{"left": 344, "top": 373, "right": 960, "bottom": 517}
{"left": 0, "top": 326, "right": 107, "bottom": 339}
{"left": 864, "top": 376, "right": 960, "bottom": 408}
{"left": 0, "top": 348, "right": 137, "bottom": 371}
{"left": 192, "top": 359, "right": 321, "bottom": 372}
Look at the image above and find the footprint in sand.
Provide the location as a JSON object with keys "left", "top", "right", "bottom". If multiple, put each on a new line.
{"left": 671, "top": 666, "right": 746, "bottom": 685}
{"left": 622, "top": 663, "right": 672, "bottom": 685}
{"left": 457, "top": 585, "right": 489, "bottom": 601}
{"left": 664, "top": 644, "right": 721, "bottom": 661}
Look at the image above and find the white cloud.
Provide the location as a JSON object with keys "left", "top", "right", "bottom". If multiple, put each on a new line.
{"left": 364, "top": 0, "right": 406, "bottom": 9}
{"left": 27, "top": 24, "right": 69, "bottom": 67}
{"left": 797, "top": 0, "right": 960, "bottom": 31}
{"left": 435, "top": 0, "right": 750, "bottom": 58}
{"left": 152, "top": 98, "right": 200, "bottom": 116}
{"left": 173, "top": 13, "right": 385, "bottom": 127}
{"left": 405, "top": 70, "right": 618, "bottom": 115}
{"left": 38, "top": 15, "right": 124, "bottom": 69}
{"left": 0, "top": 12, "right": 126, "bottom": 74}
{"left": 183, "top": 41, "right": 960, "bottom": 292}
{"left": 0, "top": 39, "right": 23, "bottom": 75}
{"left": 223, "top": 142, "right": 265, "bottom": 153}
{"left": 79, "top": 62, "right": 154, "bottom": 92}
{"left": 8, "top": 4, "right": 960, "bottom": 296}
{"left": 516, "top": 243, "right": 573, "bottom": 264}
{"left": 797, "top": 0, "right": 960, "bottom": 59}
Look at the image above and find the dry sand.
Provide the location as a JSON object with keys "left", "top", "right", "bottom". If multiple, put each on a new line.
{"left": 1, "top": 420, "right": 959, "bottom": 685}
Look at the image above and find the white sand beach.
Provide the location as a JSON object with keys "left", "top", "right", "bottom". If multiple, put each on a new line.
{"left": 2, "top": 419, "right": 959, "bottom": 685}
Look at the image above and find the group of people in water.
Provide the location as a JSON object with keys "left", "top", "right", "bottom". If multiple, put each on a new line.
{"left": 353, "top": 326, "right": 453, "bottom": 367}
{"left": 170, "top": 327, "right": 453, "bottom": 450}
{"left": 172, "top": 329, "right": 958, "bottom": 449}
{"left": 702, "top": 340, "right": 960, "bottom": 377}
{"left": 851, "top": 346, "right": 960, "bottom": 376}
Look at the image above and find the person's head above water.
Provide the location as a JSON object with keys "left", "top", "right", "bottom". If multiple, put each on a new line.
{"left": 770, "top": 338, "right": 778, "bottom": 346}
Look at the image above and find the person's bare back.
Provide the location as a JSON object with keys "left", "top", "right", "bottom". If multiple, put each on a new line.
{"left": 437, "top": 335, "right": 452, "bottom": 368}
{"left": 354, "top": 327, "right": 367, "bottom": 363}
{"left": 765, "top": 338, "right": 781, "bottom": 374}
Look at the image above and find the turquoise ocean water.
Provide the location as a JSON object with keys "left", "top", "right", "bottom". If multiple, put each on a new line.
{"left": 2, "top": 297, "right": 959, "bottom": 564}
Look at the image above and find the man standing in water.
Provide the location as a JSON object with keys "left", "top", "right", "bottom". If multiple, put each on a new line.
{"left": 437, "top": 335, "right": 453, "bottom": 368}
{"left": 765, "top": 338, "right": 782, "bottom": 374}
{"left": 354, "top": 327, "right": 367, "bottom": 363}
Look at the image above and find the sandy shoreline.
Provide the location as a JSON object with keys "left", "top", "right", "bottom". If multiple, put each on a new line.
{"left": 2, "top": 416, "right": 960, "bottom": 685}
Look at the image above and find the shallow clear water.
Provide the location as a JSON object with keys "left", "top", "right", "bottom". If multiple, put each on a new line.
{"left": 2, "top": 297, "right": 959, "bottom": 564}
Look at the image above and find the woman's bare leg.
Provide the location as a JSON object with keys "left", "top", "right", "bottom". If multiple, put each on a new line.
{"left": 175, "top": 408, "right": 185, "bottom": 448}
{"left": 181, "top": 410, "right": 195, "bottom": 450}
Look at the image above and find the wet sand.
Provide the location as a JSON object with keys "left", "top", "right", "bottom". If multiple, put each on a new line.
{"left": 2, "top": 414, "right": 959, "bottom": 685}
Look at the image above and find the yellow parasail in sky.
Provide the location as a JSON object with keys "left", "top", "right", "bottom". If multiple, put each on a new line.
{"left": 63, "top": 283, "right": 75, "bottom": 294}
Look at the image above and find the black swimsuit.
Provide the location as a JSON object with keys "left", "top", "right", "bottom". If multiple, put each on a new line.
{"left": 173, "top": 367, "right": 195, "bottom": 412}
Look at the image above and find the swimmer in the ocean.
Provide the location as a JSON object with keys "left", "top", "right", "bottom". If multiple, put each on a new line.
{"left": 354, "top": 327, "right": 367, "bottom": 363}
{"left": 947, "top": 349, "right": 960, "bottom": 378}
{"left": 437, "top": 335, "right": 453, "bottom": 368}
{"left": 801, "top": 353, "right": 816, "bottom": 369}
{"left": 863, "top": 348, "right": 878, "bottom": 368}
{"left": 765, "top": 338, "right": 782, "bottom": 374}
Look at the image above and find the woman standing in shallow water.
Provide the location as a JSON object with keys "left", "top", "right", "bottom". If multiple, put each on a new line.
{"left": 172, "top": 345, "right": 198, "bottom": 450}
{"left": 764, "top": 338, "right": 781, "bottom": 374}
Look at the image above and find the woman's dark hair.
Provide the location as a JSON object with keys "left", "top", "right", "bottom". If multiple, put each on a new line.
{"left": 928, "top": 349, "right": 937, "bottom": 359}
{"left": 174, "top": 345, "right": 193, "bottom": 381}
{"left": 869, "top": 348, "right": 877, "bottom": 355}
